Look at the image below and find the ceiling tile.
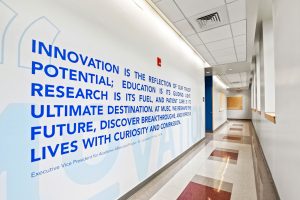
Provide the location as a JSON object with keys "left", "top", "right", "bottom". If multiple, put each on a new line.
{"left": 235, "top": 44, "right": 246, "bottom": 54}
{"left": 237, "top": 53, "right": 246, "bottom": 61}
{"left": 227, "top": 0, "right": 246, "bottom": 23}
{"left": 201, "top": 52, "right": 216, "bottom": 64}
{"left": 231, "top": 20, "right": 246, "bottom": 36}
{"left": 241, "top": 82, "right": 248, "bottom": 87}
{"left": 240, "top": 72, "right": 247, "bottom": 82}
{"left": 199, "top": 25, "right": 232, "bottom": 43}
{"left": 175, "top": 0, "right": 225, "bottom": 17}
{"left": 219, "top": 75, "right": 231, "bottom": 85}
{"left": 226, "top": 73, "right": 241, "bottom": 82}
{"left": 210, "top": 60, "right": 217, "bottom": 65}
{"left": 206, "top": 59, "right": 217, "bottom": 65}
{"left": 211, "top": 47, "right": 235, "bottom": 57}
{"left": 206, "top": 38, "right": 234, "bottom": 51}
{"left": 234, "top": 35, "right": 246, "bottom": 46}
{"left": 156, "top": 0, "right": 185, "bottom": 22}
{"left": 205, "top": 61, "right": 215, "bottom": 65}
{"left": 173, "top": 19, "right": 196, "bottom": 36}
{"left": 231, "top": 82, "right": 243, "bottom": 88}
{"left": 216, "top": 59, "right": 237, "bottom": 65}
{"left": 215, "top": 55, "right": 237, "bottom": 64}
{"left": 195, "top": 45, "right": 210, "bottom": 55}
{"left": 186, "top": 34, "right": 203, "bottom": 45}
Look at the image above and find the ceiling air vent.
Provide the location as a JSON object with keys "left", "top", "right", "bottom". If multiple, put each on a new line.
{"left": 197, "top": 12, "right": 221, "bottom": 29}
{"left": 191, "top": 5, "right": 229, "bottom": 32}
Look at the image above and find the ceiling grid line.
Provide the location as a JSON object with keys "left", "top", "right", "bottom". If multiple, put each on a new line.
{"left": 145, "top": 0, "right": 208, "bottom": 64}
{"left": 222, "top": 74, "right": 232, "bottom": 87}
{"left": 151, "top": 0, "right": 251, "bottom": 89}
{"left": 172, "top": 0, "right": 218, "bottom": 64}
{"left": 153, "top": 0, "right": 247, "bottom": 66}
{"left": 224, "top": 0, "right": 239, "bottom": 63}
{"left": 228, "top": 0, "right": 247, "bottom": 62}
{"left": 226, "top": 0, "right": 241, "bottom": 6}
{"left": 205, "top": 36, "right": 233, "bottom": 45}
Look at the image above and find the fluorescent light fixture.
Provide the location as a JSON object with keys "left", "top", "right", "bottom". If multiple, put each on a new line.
{"left": 213, "top": 75, "right": 228, "bottom": 89}
{"left": 228, "top": 68, "right": 233, "bottom": 71}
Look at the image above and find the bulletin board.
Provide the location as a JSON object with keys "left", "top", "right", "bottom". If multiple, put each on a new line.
{"left": 227, "top": 96, "right": 243, "bottom": 110}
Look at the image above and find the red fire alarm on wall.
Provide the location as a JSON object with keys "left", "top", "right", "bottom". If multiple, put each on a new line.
{"left": 157, "top": 57, "right": 161, "bottom": 67}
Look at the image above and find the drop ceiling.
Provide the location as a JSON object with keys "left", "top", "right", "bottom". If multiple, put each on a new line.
{"left": 151, "top": 0, "right": 247, "bottom": 66}
{"left": 219, "top": 72, "right": 250, "bottom": 88}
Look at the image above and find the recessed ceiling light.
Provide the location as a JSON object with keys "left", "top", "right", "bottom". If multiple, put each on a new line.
{"left": 206, "top": 71, "right": 210, "bottom": 73}
{"left": 228, "top": 68, "right": 233, "bottom": 71}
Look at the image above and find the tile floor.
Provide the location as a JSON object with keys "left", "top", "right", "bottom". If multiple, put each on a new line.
{"left": 126, "top": 120, "right": 277, "bottom": 200}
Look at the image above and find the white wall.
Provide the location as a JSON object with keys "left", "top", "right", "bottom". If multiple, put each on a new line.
{"left": 252, "top": 0, "right": 300, "bottom": 199}
{"left": 252, "top": 61, "right": 257, "bottom": 109}
{"left": 0, "top": 0, "right": 206, "bottom": 199}
{"left": 227, "top": 90, "right": 252, "bottom": 119}
{"left": 212, "top": 76, "right": 227, "bottom": 130}
{"left": 255, "top": 41, "right": 262, "bottom": 111}
{"left": 262, "top": 19, "right": 275, "bottom": 113}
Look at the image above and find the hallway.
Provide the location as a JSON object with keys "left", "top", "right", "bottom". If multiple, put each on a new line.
{"left": 127, "top": 120, "right": 277, "bottom": 200}
{"left": 1, "top": 0, "right": 299, "bottom": 199}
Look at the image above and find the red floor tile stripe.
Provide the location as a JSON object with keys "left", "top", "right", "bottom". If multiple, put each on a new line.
{"left": 210, "top": 150, "right": 239, "bottom": 161}
{"left": 177, "top": 182, "right": 231, "bottom": 200}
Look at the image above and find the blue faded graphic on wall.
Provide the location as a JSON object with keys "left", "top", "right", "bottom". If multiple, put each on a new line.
{"left": 18, "top": 16, "right": 60, "bottom": 69}
{"left": 0, "top": 104, "right": 39, "bottom": 200}
{"left": 0, "top": 1, "right": 17, "bottom": 64}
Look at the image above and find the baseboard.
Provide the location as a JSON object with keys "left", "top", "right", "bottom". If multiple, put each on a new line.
{"left": 118, "top": 136, "right": 206, "bottom": 200}
{"left": 213, "top": 120, "right": 228, "bottom": 132}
